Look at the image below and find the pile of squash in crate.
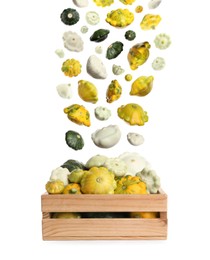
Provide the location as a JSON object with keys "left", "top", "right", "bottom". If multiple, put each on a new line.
{"left": 45, "top": 0, "right": 171, "bottom": 221}
{"left": 45, "top": 153, "right": 160, "bottom": 219}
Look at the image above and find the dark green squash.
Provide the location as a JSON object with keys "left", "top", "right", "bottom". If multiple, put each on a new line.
{"left": 61, "top": 159, "right": 86, "bottom": 172}
{"left": 125, "top": 30, "right": 136, "bottom": 41}
{"left": 106, "top": 41, "right": 124, "bottom": 60}
{"left": 60, "top": 8, "right": 80, "bottom": 25}
{"left": 65, "top": 130, "right": 84, "bottom": 150}
{"left": 90, "top": 29, "right": 110, "bottom": 42}
{"left": 82, "top": 212, "right": 129, "bottom": 218}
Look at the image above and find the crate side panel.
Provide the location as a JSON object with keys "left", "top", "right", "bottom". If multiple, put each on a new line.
{"left": 41, "top": 194, "right": 167, "bottom": 212}
{"left": 42, "top": 219, "right": 167, "bottom": 239}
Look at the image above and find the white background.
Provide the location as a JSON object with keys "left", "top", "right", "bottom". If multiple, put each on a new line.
{"left": 1, "top": 0, "right": 210, "bottom": 259}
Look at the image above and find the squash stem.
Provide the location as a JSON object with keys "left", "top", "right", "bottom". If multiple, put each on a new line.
{"left": 69, "top": 188, "right": 78, "bottom": 194}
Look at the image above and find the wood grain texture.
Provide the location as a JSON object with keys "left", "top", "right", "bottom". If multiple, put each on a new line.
{"left": 41, "top": 191, "right": 167, "bottom": 213}
{"left": 41, "top": 190, "right": 168, "bottom": 240}
{"left": 42, "top": 219, "right": 167, "bottom": 240}
{"left": 43, "top": 236, "right": 167, "bottom": 240}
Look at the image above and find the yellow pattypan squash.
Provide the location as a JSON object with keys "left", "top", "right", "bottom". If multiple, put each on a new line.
{"left": 93, "top": 0, "right": 114, "bottom": 7}
{"left": 128, "top": 42, "right": 150, "bottom": 70}
{"left": 106, "top": 80, "right": 122, "bottom": 103}
{"left": 45, "top": 180, "right": 65, "bottom": 194}
{"left": 115, "top": 175, "right": 147, "bottom": 194}
{"left": 52, "top": 212, "right": 81, "bottom": 218}
{"left": 81, "top": 167, "right": 117, "bottom": 194}
{"left": 130, "top": 76, "right": 154, "bottom": 97}
{"left": 78, "top": 80, "right": 98, "bottom": 104}
{"left": 119, "top": 0, "right": 136, "bottom": 5}
{"left": 106, "top": 9, "right": 134, "bottom": 28}
{"left": 61, "top": 59, "right": 82, "bottom": 77}
{"left": 140, "top": 14, "right": 162, "bottom": 30}
{"left": 117, "top": 103, "right": 148, "bottom": 126}
{"left": 130, "top": 212, "right": 159, "bottom": 218}
{"left": 64, "top": 104, "right": 91, "bottom": 127}
{"left": 63, "top": 183, "right": 81, "bottom": 194}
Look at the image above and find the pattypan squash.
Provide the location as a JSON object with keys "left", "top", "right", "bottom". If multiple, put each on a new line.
{"left": 93, "top": 0, "right": 114, "bottom": 7}
{"left": 148, "top": 0, "right": 162, "bottom": 9}
{"left": 127, "top": 132, "right": 144, "bottom": 146}
{"left": 86, "top": 11, "right": 100, "bottom": 25}
{"left": 106, "top": 41, "right": 124, "bottom": 60}
{"left": 106, "top": 9, "right": 134, "bottom": 28}
{"left": 61, "top": 59, "right": 82, "bottom": 77}
{"left": 125, "top": 74, "right": 132, "bottom": 81}
{"left": 80, "top": 167, "right": 117, "bottom": 194}
{"left": 83, "top": 212, "right": 127, "bottom": 218}
{"left": 154, "top": 33, "right": 171, "bottom": 50}
{"left": 45, "top": 180, "right": 65, "bottom": 194}
{"left": 135, "top": 5, "right": 143, "bottom": 13}
{"left": 106, "top": 80, "right": 122, "bottom": 103}
{"left": 63, "top": 31, "right": 84, "bottom": 52}
{"left": 55, "top": 49, "right": 65, "bottom": 58}
{"left": 65, "top": 130, "right": 84, "bottom": 150}
{"left": 56, "top": 83, "right": 72, "bottom": 99}
{"left": 90, "top": 29, "right": 110, "bottom": 42}
{"left": 140, "top": 14, "right": 162, "bottom": 30}
{"left": 95, "top": 46, "right": 103, "bottom": 54}
{"left": 118, "top": 152, "right": 150, "bottom": 176}
{"left": 60, "top": 8, "right": 80, "bottom": 26}
{"left": 91, "top": 125, "right": 121, "bottom": 148}
{"left": 50, "top": 167, "right": 70, "bottom": 186}
{"left": 128, "top": 42, "right": 150, "bottom": 70}
{"left": 104, "top": 158, "right": 127, "bottom": 177}
{"left": 52, "top": 212, "right": 81, "bottom": 218}
{"left": 73, "top": 0, "right": 89, "bottom": 8}
{"left": 130, "top": 212, "right": 159, "bottom": 218}
{"left": 136, "top": 167, "right": 160, "bottom": 194}
{"left": 81, "top": 26, "right": 89, "bottom": 34}
{"left": 152, "top": 57, "right": 165, "bottom": 70}
{"left": 117, "top": 103, "right": 148, "bottom": 126}
{"left": 85, "top": 155, "right": 108, "bottom": 169}
{"left": 64, "top": 104, "right": 91, "bottom": 127}
{"left": 86, "top": 55, "right": 107, "bottom": 79}
{"left": 119, "top": 0, "right": 136, "bottom": 5}
{"left": 125, "top": 30, "right": 136, "bottom": 41}
{"left": 61, "top": 159, "right": 86, "bottom": 172}
{"left": 78, "top": 80, "right": 98, "bottom": 104}
{"left": 130, "top": 76, "right": 154, "bottom": 97}
{"left": 63, "top": 183, "right": 81, "bottom": 194}
{"left": 114, "top": 175, "right": 148, "bottom": 194}
{"left": 94, "top": 106, "right": 111, "bottom": 121}
{"left": 112, "top": 64, "right": 125, "bottom": 75}
{"left": 68, "top": 169, "right": 86, "bottom": 183}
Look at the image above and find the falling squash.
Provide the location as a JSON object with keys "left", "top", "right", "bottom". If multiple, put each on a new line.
{"left": 64, "top": 104, "right": 91, "bottom": 127}
{"left": 128, "top": 42, "right": 150, "bottom": 70}
{"left": 106, "top": 80, "right": 122, "bottom": 103}
{"left": 117, "top": 103, "right": 148, "bottom": 126}
{"left": 140, "top": 14, "right": 161, "bottom": 30}
{"left": 130, "top": 76, "right": 154, "bottom": 97}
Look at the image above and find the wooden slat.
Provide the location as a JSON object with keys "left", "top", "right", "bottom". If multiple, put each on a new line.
{"left": 42, "top": 219, "right": 167, "bottom": 240}
{"left": 42, "top": 212, "right": 50, "bottom": 219}
{"left": 160, "top": 212, "right": 167, "bottom": 220}
{"left": 43, "top": 236, "right": 167, "bottom": 240}
{"left": 41, "top": 192, "right": 167, "bottom": 213}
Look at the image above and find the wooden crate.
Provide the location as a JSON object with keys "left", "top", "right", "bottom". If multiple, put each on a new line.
{"left": 41, "top": 189, "right": 167, "bottom": 240}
